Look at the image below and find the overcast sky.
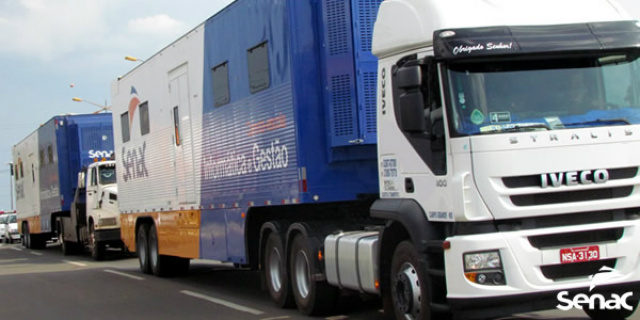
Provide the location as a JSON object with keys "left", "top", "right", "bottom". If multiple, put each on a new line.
{"left": 0, "top": 0, "right": 639, "bottom": 211}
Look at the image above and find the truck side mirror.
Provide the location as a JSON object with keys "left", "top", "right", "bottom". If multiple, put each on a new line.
{"left": 396, "top": 65, "right": 427, "bottom": 133}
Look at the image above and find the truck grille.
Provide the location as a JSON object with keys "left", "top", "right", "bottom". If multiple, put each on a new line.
{"left": 501, "top": 167, "right": 637, "bottom": 206}
{"left": 528, "top": 228, "right": 623, "bottom": 249}
{"left": 529, "top": 228, "right": 622, "bottom": 280}
{"left": 510, "top": 186, "right": 633, "bottom": 206}
{"left": 541, "top": 259, "right": 616, "bottom": 280}
{"left": 502, "top": 167, "right": 637, "bottom": 188}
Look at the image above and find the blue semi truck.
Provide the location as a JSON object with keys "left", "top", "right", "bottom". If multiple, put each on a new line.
{"left": 12, "top": 113, "right": 120, "bottom": 260}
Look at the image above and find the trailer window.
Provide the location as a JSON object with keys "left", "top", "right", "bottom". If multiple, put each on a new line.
{"left": 212, "top": 62, "right": 230, "bottom": 107}
{"left": 47, "top": 145, "right": 54, "bottom": 164}
{"left": 121, "top": 112, "right": 130, "bottom": 143}
{"left": 173, "top": 106, "right": 181, "bottom": 146}
{"left": 139, "top": 101, "right": 150, "bottom": 136}
{"left": 39, "top": 149, "right": 45, "bottom": 168}
{"left": 247, "top": 41, "right": 270, "bottom": 94}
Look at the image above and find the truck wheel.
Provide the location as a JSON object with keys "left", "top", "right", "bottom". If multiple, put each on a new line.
{"left": 59, "top": 233, "right": 75, "bottom": 256}
{"left": 265, "top": 232, "right": 294, "bottom": 308}
{"left": 390, "top": 241, "right": 431, "bottom": 320}
{"left": 89, "top": 224, "right": 105, "bottom": 261}
{"left": 149, "top": 224, "right": 173, "bottom": 277}
{"left": 289, "top": 233, "right": 337, "bottom": 315}
{"left": 23, "top": 224, "right": 30, "bottom": 249}
{"left": 137, "top": 224, "right": 152, "bottom": 274}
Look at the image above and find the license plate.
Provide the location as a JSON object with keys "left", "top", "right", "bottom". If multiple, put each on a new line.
{"left": 560, "top": 246, "right": 600, "bottom": 264}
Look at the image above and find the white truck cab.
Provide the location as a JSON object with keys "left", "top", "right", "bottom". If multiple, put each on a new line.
{"left": 58, "top": 160, "right": 121, "bottom": 260}
{"left": 369, "top": 0, "right": 640, "bottom": 319}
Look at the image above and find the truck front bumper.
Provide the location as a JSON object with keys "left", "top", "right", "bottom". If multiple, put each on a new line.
{"left": 449, "top": 281, "right": 640, "bottom": 320}
{"left": 94, "top": 228, "right": 122, "bottom": 243}
{"left": 444, "top": 219, "right": 640, "bottom": 318}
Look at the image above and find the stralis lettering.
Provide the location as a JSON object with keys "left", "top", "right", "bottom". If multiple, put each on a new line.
{"left": 122, "top": 142, "right": 148, "bottom": 182}
{"left": 203, "top": 139, "right": 289, "bottom": 180}
{"left": 541, "top": 169, "right": 608, "bottom": 188}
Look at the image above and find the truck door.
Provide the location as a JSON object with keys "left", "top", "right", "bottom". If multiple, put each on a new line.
{"left": 169, "top": 64, "right": 196, "bottom": 204}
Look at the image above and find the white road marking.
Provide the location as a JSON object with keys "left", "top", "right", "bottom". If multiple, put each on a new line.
{"left": 10, "top": 247, "right": 23, "bottom": 251}
{"left": 29, "top": 251, "right": 43, "bottom": 256}
{"left": 180, "top": 290, "right": 264, "bottom": 315}
{"left": 260, "top": 317, "right": 290, "bottom": 320}
{"left": 104, "top": 269, "right": 145, "bottom": 281}
{"left": 63, "top": 260, "right": 88, "bottom": 267}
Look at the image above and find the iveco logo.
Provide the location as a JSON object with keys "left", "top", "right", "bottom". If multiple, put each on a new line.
{"left": 541, "top": 169, "right": 609, "bottom": 188}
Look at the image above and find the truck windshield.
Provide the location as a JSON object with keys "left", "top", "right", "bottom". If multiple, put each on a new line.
{"left": 445, "top": 52, "right": 640, "bottom": 136}
{"left": 7, "top": 215, "right": 16, "bottom": 223}
{"left": 99, "top": 166, "right": 116, "bottom": 185}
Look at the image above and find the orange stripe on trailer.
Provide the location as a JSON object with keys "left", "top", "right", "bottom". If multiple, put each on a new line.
{"left": 17, "top": 216, "right": 42, "bottom": 234}
{"left": 120, "top": 209, "right": 201, "bottom": 260}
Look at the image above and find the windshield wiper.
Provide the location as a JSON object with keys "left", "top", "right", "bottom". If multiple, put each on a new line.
{"left": 563, "top": 118, "right": 630, "bottom": 127}
{"left": 479, "top": 122, "right": 550, "bottom": 134}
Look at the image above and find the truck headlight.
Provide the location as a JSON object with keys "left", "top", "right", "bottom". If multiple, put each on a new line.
{"left": 463, "top": 250, "right": 505, "bottom": 285}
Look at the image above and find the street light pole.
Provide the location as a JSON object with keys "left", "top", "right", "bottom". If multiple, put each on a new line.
{"left": 72, "top": 97, "right": 111, "bottom": 114}
{"left": 7, "top": 162, "right": 13, "bottom": 211}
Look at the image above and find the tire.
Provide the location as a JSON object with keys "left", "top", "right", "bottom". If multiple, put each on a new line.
{"left": 89, "top": 224, "right": 104, "bottom": 261}
{"left": 23, "top": 224, "right": 30, "bottom": 249}
{"left": 137, "top": 223, "right": 152, "bottom": 274}
{"left": 265, "top": 232, "right": 294, "bottom": 308}
{"left": 289, "top": 233, "right": 337, "bottom": 316}
{"left": 390, "top": 241, "right": 434, "bottom": 320}
{"left": 149, "top": 224, "right": 174, "bottom": 277}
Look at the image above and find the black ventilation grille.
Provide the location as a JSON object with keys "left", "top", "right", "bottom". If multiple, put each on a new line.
{"left": 511, "top": 187, "right": 633, "bottom": 206}
{"left": 541, "top": 259, "right": 616, "bottom": 280}
{"left": 503, "top": 167, "right": 638, "bottom": 189}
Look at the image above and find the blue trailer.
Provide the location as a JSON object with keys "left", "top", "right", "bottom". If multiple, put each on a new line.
{"left": 113, "top": 0, "right": 383, "bottom": 315}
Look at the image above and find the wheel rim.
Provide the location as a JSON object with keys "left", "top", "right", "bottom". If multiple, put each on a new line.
{"left": 393, "top": 262, "right": 421, "bottom": 319}
{"left": 294, "top": 250, "right": 311, "bottom": 299}
{"left": 268, "top": 246, "right": 283, "bottom": 292}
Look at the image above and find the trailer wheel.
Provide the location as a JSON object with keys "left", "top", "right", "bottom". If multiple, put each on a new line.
{"left": 137, "top": 223, "right": 152, "bottom": 274}
{"left": 89, "top": 223, "right": 105, "bottom": 261}
{"left": 390, "top": 241, "right": 431, "bottom": 320}
{"left": 289, "top": 233, "right": 337, "bottom": 315}
{"left": 265, "top": 232, "right": 294, "bottom": 308}
{"left": 23, "top": 223, "right": 30, "bottom": 248}
{"left": 149, "top": 224, "right": 175, "bottom": 277}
